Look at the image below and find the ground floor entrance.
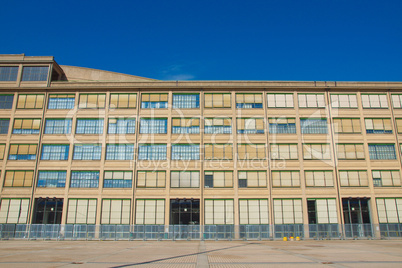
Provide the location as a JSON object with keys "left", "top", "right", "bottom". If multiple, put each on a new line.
{"left": 342, "top": 198, "right": 372, "bottom": 237}
{"left": 33, "top": 198, "right": 63, "bottom": 224}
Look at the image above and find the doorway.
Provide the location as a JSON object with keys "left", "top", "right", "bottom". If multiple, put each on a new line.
{"left": 342, "top": 198, "right": 372, "bottom": 237}
{"left": 170, "top": 199, "right": 200, "bottom": 225}
{"left": 33, "top": 198, "right": 63, "bottom": 224}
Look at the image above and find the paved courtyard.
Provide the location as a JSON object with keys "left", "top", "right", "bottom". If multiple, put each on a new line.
{"left": 0, "top": 240, "right": 401, "bottom": 267}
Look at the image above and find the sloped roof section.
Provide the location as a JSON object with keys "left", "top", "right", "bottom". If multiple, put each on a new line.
{"left": 60, "top": 65, "right": 157, "bottom": 82}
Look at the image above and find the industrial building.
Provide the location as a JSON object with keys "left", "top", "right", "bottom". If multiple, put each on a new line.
{"left": 0, "top": 54, "right": 401, "bottom": 239}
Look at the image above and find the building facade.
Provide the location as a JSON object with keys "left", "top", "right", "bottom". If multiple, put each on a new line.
{"left": 0, "top": 54, "right": 401, "bottom": 238}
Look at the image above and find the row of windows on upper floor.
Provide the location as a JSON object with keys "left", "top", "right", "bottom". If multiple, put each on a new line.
{"left": 1, "top": 169, "right": 401, "bottom": 189}
{"left": 2, "top": 93, "right": 402, "bottom": 110}
{"left": 0, "top": 143, "right": 399, "bottom": 161}
{"left": 0, "top": 66, "right": 49, "bottom": 82}
{"left": 1, "top": 117, "right": 402, "bottom": 135}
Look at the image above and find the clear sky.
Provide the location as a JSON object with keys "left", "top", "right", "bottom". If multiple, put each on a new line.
{"left": 1, "top": 0, "right": 401, "bottom": 81}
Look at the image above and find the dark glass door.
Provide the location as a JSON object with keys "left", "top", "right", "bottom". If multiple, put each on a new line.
{"left": 170, "top": 199, "right": 200, "bottom": 225}
{"left": 342, "top": 198, "right": 372, "bottom": 237}
{"left": 33, "top": 198, "right": 63, "bottom": 224}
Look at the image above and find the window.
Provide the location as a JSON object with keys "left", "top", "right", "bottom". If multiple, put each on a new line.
{"left": 171, "top": 171, "right": 200, "bottom": 188}
{"left": 376, "top": 198, "right": 402, "bottom": 223}
{"left": 298, "top": 93, "right": 325, "bottom": 108}
{"left": 205, "top": 199, "right": 234, "bottom": 224}
{"left": 78, "top": 94, "right": 106, "bottom": 109}
{"left": 138, "top": 144, "right": 167, "bottom": 160}
{"left": 300, "top": 118, "right": 327, "bottom": 134}
{"left": 267, "top": 93, "right": 294, "bottom": 108}
{"left": 44, "top": 119, "right": 72, "bottom": 134}
{"left": 137, "top": 171, "right": 166, "bottom": 188}
{"left": 16, "top": 94, "right": 44, "bottom": 109}
{"left": 270, "top": 144, "right": 298, "bottom": 160}
{"left": 305, "top": 171, "right": 334, "bottom": 187}
{"left": 108, "top": 118, "right": 135, "bottom": 134}
{"left": 336, "top": 144, "right": 365, "bottom": 160}
{"left": 0, "top": 95, "right": 14, "bottom": 109}
{"left": 172, "top": 94, "right": 199, "bottom": 108}
{"left": 238, "top": 171, "right": 266, "bottom": 188}
{"left": 41, "top": 144, "right": 69, "bottom": 160}
{"left": 0, "top": 119, "right": 10, "bottom": 134}
{"left": 204, "top": 93, "right": 231, "bottom": 108}
{"left": 172, "top": 118, "right": 200, "bottom": 134}
{"left": 105, "top": 144, "right": 134, "bottom": 160}
{"left": 204, "top": 118, "right": 231, "bottom": 134}
{"left": 3, "top": 170, "right": 34, "bottom": 187}
{"left": 0, "top": 66, "right": 18, "bottom": 81}
{"left": 236, "top": 93, "right": 263, "bottom": 108}
{"left": 307, "top": 199, "right": 337, "bottom": 224}
{"left": 396, "top": 119, "right": 402, "bottom": 133}
{"left": 70, "top": 171, "right": 99, "bottom": 188}
{"left": 37, "top": 171, "right": 66, "bottom": 188}
{"left": 333, "top": 118, "right": 361, "bottom": 133}
{"left": 273, "top": 199, "right": 303, "bottom": 224}
{"left": 8, "top": 144, "right": 37, "bottom": 160}
{"left": 110, "top": 93, "right": 137, "bottom": 109}
{"left": 362, "top": 94, "right": 388, "bottom": 109}
{"left": 361, "top": 94, "right": 388, "bottom": 108}
{"left": 21, "top": 66, "right": 48, "bottom": 81}
{"left": 365, "top": 118, "right": 392, "bottom": 134}
{"left": 237, "top": 118, "right": 264, "bottom": 134}
{"left": 101, "top": 199, "right": 131, "bottom": 224}
{"left": 140, "top": 118, "right": 167, "bottom": 134}
{"left": 339, "top": 170, "right": 368, "bottom": 187}
{"left": 0, "top": 199, "right": 29, "bottom": 224}
{"left": 171, "top": 144, "right": 199, "bottom": 160}
{"left": 238, "top": 144, "right": 265, "bottom": 160}
{"left": 104, "top": 171, "right": 132, "bottom": 188}
{"left": 135, "top": 199, "right": 165, "bottom": 225}
{"left": 372, "top": 170, "right": 401, "bottom": 187}
{"left": 303, "top": 144, "right": 331, "bottom": 160}
{"left": 391, "top": 94, "right": 402, "bottom": 108}
{"left": 239, "top": 199, "right": 269, "bottom": 224}
{"left": 48, "top": 94, "right": 75, "bottom": 109}
{"left": 272, "top": 171, "right": 300, "bottom": 187}
{"left": 368, "top": 144, "right": 396, "bottom": 160}
{"left": 13, "top": 119, "right": 41, "bottom": 134}
{"left": 204, "top": 171, "right": 233, "bottom": 188}
{"left": 268, "top": 118, "right": 296, "bottom": 134}
{"left": 0, "top": 144, "right": 5, "bottom": 160}
{"left": 76, "top": 118, "right": 104, "bottom": 134}
{"left": 330, "top": 94, "right": 358, "bottom": 108}
{"left": 204, "top": 144, "right": 232, "bottom": 160}
{"left": 141, "top": 93, "right": 168, "bottom": 109}
{"left": 67, "top": 199, "right": 97, "bottom": 224}
{"left": 73, "top": 144, "right": 102, "bottom": 160}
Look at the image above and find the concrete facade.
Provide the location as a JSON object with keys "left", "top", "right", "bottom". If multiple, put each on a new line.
{"left": 0, "top": 54, "right": 401, "bottom": 234}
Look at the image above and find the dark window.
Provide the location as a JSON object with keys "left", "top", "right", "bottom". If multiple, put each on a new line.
{"left": 0, "top": 119, "right": 10, "bottom": 134}
{"left": 0, "top": 95, "right": 14, "bottom": 109}
{"left": 205, "top": 174, "right": 213, "bottom": 188}
{"left": 21, "top": 66, "right": 48, "bottom": 81}
{"left": 0, "top": 66, "right": 18, "bottom": 81}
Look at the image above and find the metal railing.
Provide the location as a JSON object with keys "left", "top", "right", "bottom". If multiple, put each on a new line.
{"left": 0, "top": 224, "right": 401, "bottom": 240}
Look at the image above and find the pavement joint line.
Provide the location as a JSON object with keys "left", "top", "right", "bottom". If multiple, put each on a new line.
{"left": 196, "top": 241, "right": 209, "bottom": 268}
{"left": 107, "top": 243, "right": 252, "bottom": 267}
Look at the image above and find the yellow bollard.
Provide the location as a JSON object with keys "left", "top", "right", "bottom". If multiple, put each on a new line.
{"left": 283, "top": 236, "right": 288, "bottom": 241}
{"left": 296, "top": 236, "right": 300, "bottom": 241}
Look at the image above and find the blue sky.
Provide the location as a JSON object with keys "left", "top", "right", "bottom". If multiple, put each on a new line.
{"left": 1, "top": 0, "right": 401, "bottom": 81}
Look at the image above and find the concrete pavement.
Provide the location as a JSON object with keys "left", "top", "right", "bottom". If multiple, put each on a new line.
{"left": 0, "top": 240, "right": 401, "bottom": 267}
